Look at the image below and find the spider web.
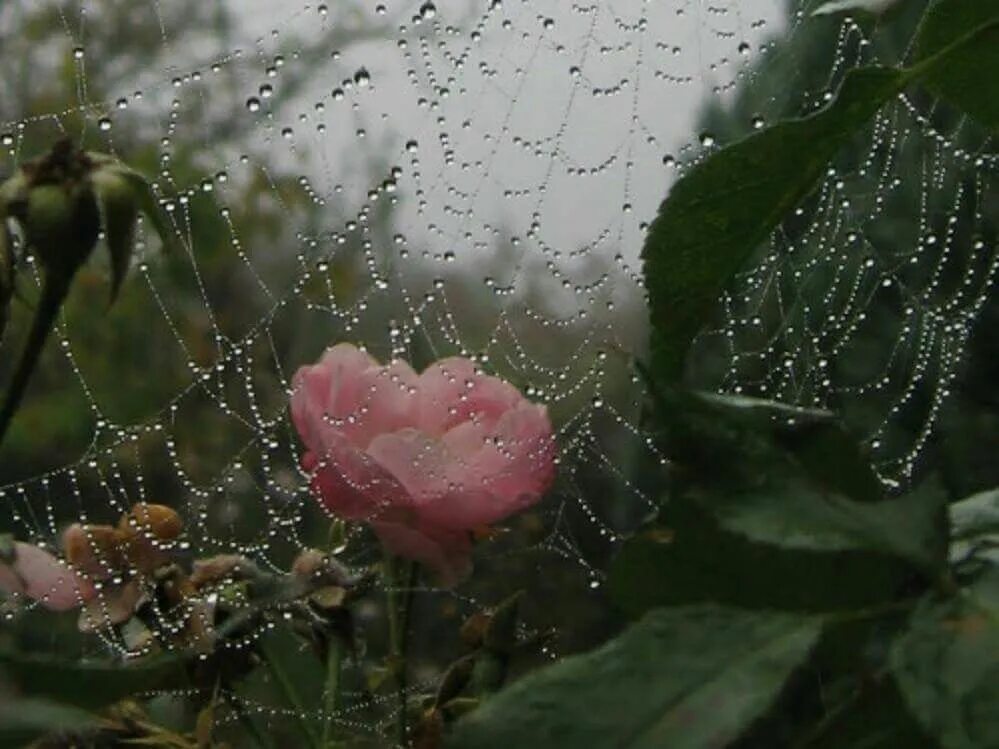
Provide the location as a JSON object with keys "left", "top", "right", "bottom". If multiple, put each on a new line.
{"left": 0, "top": 0, "right": 995, "bottom": 742}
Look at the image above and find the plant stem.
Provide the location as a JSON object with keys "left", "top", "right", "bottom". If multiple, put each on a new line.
{"left": 0, "top": 273, "right": 71, "bottom": 449}
{"left": 385, "top": 556, "right": 417, "bottom": 748}
{"left": 260, "top": 638, "right": 323, "bottom": 749}
{"left": 322, "top": 633, "right": 344, "bottom": 748}
{"left": 225, "top": 693, "right": 275, "bottom": 749}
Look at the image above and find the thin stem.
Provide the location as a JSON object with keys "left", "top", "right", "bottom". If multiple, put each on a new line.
{"left": 0, "top": 273, "right": 71, "bottom": 449}
{"left": 260, "top": 638, "right": 323, "bottom": 749}
{"left": 225, "top": 693, "right": 275, "bottom": 749}
{"left": 322, "top": 634, "right": 344, "bottom": 748}
{"left": 385, "top": 556, "right": 417, "bottom": 748}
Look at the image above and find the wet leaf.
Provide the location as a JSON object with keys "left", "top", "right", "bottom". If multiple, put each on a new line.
{"left": 0, "top": 649, "right": 188, "bottom": 711}
{"left": 642, "top": 66, "right": 903, "bottom": 381}
{"left": 446, "top": 606, "right": 821, "bottom": 749}
{"left": 0, "top": 698, "right": 98, "bottom": 747}
{"left": 92, "top": 168, "right": 139, "bottom": 303}
{"left": 913, "top": 0, "right": 999, "bottom": 131}
{"left": 891, "top": 570, "right": 999, "bottom": 748}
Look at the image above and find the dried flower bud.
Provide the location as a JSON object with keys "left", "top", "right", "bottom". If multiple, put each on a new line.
{"left": 190, "top": 554, "right": 260, "bottom": 589}
{"left": 291, "top": 547, "right": 355, "bottom": 589}
{"left": 62, "top": 522, "right": 126, "bottom": 578}
{"left": 120, "top": 503, "right": 183, "bottom": 541}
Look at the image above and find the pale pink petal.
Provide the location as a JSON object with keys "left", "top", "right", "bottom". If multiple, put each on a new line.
{"left": 372, "top": 520, "right": 472, "bottom": 587}
{"left": 5, "top": 542, "right": 88, "bottom": 611}
{"left": 291, "top": 343, "right": 378, "bottom": 452}
{"left": 0, "top": 560, "right": 25, "bottom": 597}
{"left": 366, "top": 428, "right": 453, "bottom": 501}
{"left": 307, "top": 431, "right": 414, "bottom": 521}
{"left": 465, "top": 403, "right": 556, "bottom": 501}
{"left": 336, "top": 359, "right": 419, "bottom": 448}
{"left": 369, "top": 424, "right": 543, "bottom": 531}
{"left": 417, "top": 358, "right": 522, "bottom": 436}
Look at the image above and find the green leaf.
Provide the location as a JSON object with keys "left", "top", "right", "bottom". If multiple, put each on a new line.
{"left": 0, "top": 203, "right": 13, "bottom": 339}
{"left": 705, "top": 476, "right": 948, "bottom": 574}
{"left": 891, "top": 570, "right": 999, "bottom": 748}
{"left": 950, "top": 487, "right": 999, "bottom": 567}
{"left": 649, "top": 386, "right": 883, "bottom": 504}
{"left": 610, "top": 502, "right": 916, "bottom": 617}
{"left": 0, "top": 649, "right": 188, "bottom": 711}
{"left": 643, "top": 4, "right": 999, "bottom": 384}
{"left": 913, "top": 0, "right": 999, "bottom": 131}
{"left": 951, "top": 487, "right": 999, "bottom": 542}
{"left": 91, "top": 169, "right": 139, "bottom": 303}
{"left": 117, "top": 165, "right": 178, "bottom": 254}
{"left": 446, "top": 606, "right": 821, "bottom": 749}
{"left": 0, "top": 698, "right": 98, "bottom": 747}
{"left": 642, "top": 66, "right": 904, "bottom": 381}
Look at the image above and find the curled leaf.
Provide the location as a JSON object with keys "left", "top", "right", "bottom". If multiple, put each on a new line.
{"left": 91, "top": 168, "right": 139, "bottom": 303}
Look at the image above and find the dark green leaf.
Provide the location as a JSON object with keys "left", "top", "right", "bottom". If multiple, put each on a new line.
{"left": 0, "top": 649, "right": 188, "bottom": 711}
{"left": 705, "top": 476, "right": 948, "bottom": 574}
{"left": 650, "top": 387, "right": 883, "bottom": 504}
{"left": 913, "top": 0, "right": 999, "bottom": 131}
{"left": 0, "top": 204, "right": 13, "bottom": 339}
{"left": 643, "top": 5, "right": 999, "bottom": 384}
{"left": 951, "top": 487, "right": 999, "bottom": 542}
{"left": 642, "top": 66, "right": 904, "bottom": 381}
{"left": 610, "top": 501, "right": 916, "bottom": 617}
{"left": 891, "top": 570, "right": 999, "bottom": 748}
{"left": 118, "top": 165, "right": 178, "bottom": 254}
{"left": 446, "top": 606, "right": 821, "bottom": 749}
{"left": 92, "top": 169, "right": 139, "bottom": 303}
{"left": 0, "top": 698, "right": 98, "bottom": 747}
{"left": 950, "top": 487, "right": 999, "bottom": 568}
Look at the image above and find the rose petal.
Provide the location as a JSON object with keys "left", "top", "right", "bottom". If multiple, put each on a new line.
{"left": 3, "top": 542, "right": 89, "bottom": 611}
{"left": 308, "top": 430, "right": 414, "bottom": 521}
{"left": 417, "top": 357, "right": 522, "bottom": 436}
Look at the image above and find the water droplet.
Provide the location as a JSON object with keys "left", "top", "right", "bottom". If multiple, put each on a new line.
{"left": 259, "top": 83, "right": 273, "bottom": 99}
{"left": 354, "top": 68, "right": 371, "bottom": 87}
{"left": 72, "top": 46, "right": 85, "bottom": 60}
{"left": 98, "top": 117, "right": 112, "bottom": 131}
{"left": 419, "top": 2, "right": 437, "bottom": 19}
{"left": 246, "top": 97, "right": 261, "bottom": 112}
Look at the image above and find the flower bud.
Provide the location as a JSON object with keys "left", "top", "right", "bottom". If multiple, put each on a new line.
{"left": 62, "top": 522, "right": 125, "bottom": 577}
{"left": 120, "top": 503, "right": 183, "bottom": 541}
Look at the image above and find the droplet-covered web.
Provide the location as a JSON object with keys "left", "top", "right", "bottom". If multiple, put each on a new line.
{"left": 0, "top": 0, "right": 994, "bottom": 734}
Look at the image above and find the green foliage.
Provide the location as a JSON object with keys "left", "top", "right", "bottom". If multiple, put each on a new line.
{"left": 446, "top": 605, "right": 821, "bottom": 749}
{"left": 643, "top": 0, "right": 999, "bottom": 384}
{"left": 891, "top": 569, "right": 999, "bottom": 748}
{"left": 0, "top": 648, "right": 188, "bottom": 711}
{"left": 643, "top": 67, "right": 903, "bottom": 382}
{"left": 913, "top": 0, "right": 999, "bottom": 131}
{"left": 0, "top": 697, "right": 98, "bottom": 747}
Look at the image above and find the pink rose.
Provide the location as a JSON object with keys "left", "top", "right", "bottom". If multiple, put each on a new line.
{"left": 0, "top": 540, "right": 91, "bottom": 611}
{"left": 290, "top": 344, "right": 556, "bottom": 584}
